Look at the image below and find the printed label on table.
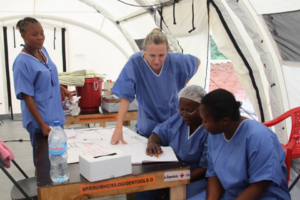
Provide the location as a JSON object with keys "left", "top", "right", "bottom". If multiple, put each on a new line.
{"left": 79, "top": 175, "right": 156, "bottom": 194}
{"left": 164, "top": 170, "right": 190, "bottom": 182}
{"left": 78, "top": 115, "right": 116, "bottom": 122}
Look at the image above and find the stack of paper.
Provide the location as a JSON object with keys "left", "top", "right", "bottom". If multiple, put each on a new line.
{"left": 62, "top": 96, "right": 81, "bottom": 115}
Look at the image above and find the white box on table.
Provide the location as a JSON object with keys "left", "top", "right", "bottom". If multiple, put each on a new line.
{"left": 102, "top": 95, "right": 138, "bottom": 113}
{"left": 79, "top": 149, "right": 132, "bottom": 182}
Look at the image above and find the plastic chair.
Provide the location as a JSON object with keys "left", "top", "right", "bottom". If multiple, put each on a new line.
{"left": 262, "top": 106, "right": 300, "bottom": 191}
{"left": 0, "top": 157, "right": 37, "bottom": 200}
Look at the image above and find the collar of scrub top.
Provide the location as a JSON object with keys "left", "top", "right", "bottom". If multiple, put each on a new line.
{"left": 20, "top": 44, "right": 56, "bottom": 86}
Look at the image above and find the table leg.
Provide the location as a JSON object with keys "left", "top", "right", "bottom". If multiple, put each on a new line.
{"left": 126, "top": 193, "right": 136, "bottom": 200}
{"left": 123, "top": 121, "right": 131, "bottom": 126}
{"left": 169, "top": 185, "right": 186, "bottom": 200}
{"left": 99, "top": 122, "right": 106, "bottom": 127}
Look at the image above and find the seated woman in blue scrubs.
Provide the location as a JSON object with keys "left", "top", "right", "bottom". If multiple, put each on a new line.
{"left": 110, "top": 28, "right": 200, "bottom": 144}
{"left": 188, "top": 89, "right": 291, "bottom": 200}
{"left": 13, "top": 17, "right": 71, "bottom": 165}
{"left": 135, "top": 85, "right": 209, "bottom": 200}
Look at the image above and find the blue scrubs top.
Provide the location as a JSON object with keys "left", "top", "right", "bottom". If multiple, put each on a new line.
{"left": 154, "top": 112, "right": 209, "bottom": 199}
{"left": 111, "top": 51, "right": 198, "bottom": 137}
{"left": 206, "top": 119, "right": 291, "bottom": 200}
{"left": 13, "top": 47, "right": 65, "bottom": 129}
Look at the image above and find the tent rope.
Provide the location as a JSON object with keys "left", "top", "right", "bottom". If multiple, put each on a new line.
{"left": 53, "top": 27, "right": 56, "bottom": 50}
{"left": 13, "top": 26, "right": 16, "bottom": 48}
{"left": 188, "top": 0, "right": 196, "bottom": 33}
{"left": 157, "top": 6, "right": 165, "bottom": 30}
{"left": 173, "top": 0, "right": 178, "bottom": 25}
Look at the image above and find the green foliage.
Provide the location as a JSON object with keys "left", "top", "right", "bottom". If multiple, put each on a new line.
{"left": 210, "top": 35, "right": 228, "bottom": 60}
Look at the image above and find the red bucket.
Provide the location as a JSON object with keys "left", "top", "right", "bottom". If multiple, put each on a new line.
{"left": 76, "top": 78, "right": 103, "bottom": 113}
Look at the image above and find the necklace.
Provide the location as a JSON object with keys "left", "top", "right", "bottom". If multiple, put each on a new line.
{"left": 21, "top": 44, "right": 56, "bottom": 86}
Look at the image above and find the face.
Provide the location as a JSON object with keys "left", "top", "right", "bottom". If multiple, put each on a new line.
{"left": 178, "top": 98, "right": 202, "bottom": 126}
{"left": 21, "top": 22, "right": 45, "bottom": 50}
{"left": 199, "top": 104, "right": 225, "bottom": 135}
{"left": 143, "top": 43, "right": 168, "bottom": 73}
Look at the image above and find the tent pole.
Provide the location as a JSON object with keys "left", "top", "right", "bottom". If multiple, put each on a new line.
{"left": 2, "top": 26, "right": 13, "bottom": 120}
{"left": 118, "top": 11, "right": 148, "bottom": 23}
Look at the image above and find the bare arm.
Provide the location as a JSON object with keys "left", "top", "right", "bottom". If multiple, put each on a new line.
{"left": 110, "top": 97, "right": 131, "bottom": 145}
{"left": 206, "top": 176, "right": 224, "bottom": 200}
{"left": 21, "top": 93, "right": 51, "bottom": 137}
{"left": 60, "top": 85, "right": 73, "bottom": 101}
{"left": 186, "top": 58, "right": 201, "bottom": 85}
{"left": 190, "top": 167, "right": 207, "bottom": 182}
{"left": 146, "top": 133, "right": 163, "bottom": 157}
{"left": 235, "top": 181, "right": 270, "bottom": 200}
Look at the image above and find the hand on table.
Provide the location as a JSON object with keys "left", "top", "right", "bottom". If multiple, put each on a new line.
{"left": 110, "top": 128, "right": 127, "bottom": 145}
{"left": 146, "top": 142, "right": 164, "bottom": 158}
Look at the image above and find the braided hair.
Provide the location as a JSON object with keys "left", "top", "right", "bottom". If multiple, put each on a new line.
{"left": 201, "top": 89, "right": 241, "bottom": 121}
{"left": 16, "top": 17, "right": 39, "bottom": 34}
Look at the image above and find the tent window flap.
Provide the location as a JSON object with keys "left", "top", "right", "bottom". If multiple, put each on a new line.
{"left": 263, "top": 10, "right": 300, "bottom": 62}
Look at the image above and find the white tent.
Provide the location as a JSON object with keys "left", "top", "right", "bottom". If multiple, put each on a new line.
{"left": 1, "top": 0, "right": 299, "bottom": 144}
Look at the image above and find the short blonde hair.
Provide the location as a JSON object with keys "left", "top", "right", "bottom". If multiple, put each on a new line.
{"left": 143, "top": 28, "right": 168, "bottom": 51}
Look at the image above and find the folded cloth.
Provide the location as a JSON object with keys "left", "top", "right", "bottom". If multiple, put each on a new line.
{"left": 0, "top": 138, "right": 14, "bottom": 168}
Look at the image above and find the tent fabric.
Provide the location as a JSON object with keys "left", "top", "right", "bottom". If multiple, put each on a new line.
{"left": 248, "top": 0, "right": 300, "bottom": 15}
{"left": 1, "top": 0, "right": 300, "bottom": 143}
{"left": 282, "top": 62, "right": 300, "bottom": 110}
{"left": 161, "top": 0, "right": 210, "bottom": 88}
{"left": 224, "top": 0, "right": 286, "bottom": 142}
{"left": 209, "top": 0, "right": 270, "bottom": 121}
{"left": 263, "top": 10, "right": 300, "bottom": 62}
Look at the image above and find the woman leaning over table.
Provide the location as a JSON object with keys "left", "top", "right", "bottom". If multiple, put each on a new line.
{"left": 13, "top": 17, "right": 72, "bottom": 166}
{"left": 110, "top": 28, "right": 200, "bottom": 145}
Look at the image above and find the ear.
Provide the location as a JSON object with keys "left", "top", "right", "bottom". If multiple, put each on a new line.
{"left": 21, "top": 33, "right": 26, "bottom": 40}
{"left": 142, "top": 45, "right": 145, "bottom": 52}
{"left": 219, "top": 117, "right": 229, "bottom": 127}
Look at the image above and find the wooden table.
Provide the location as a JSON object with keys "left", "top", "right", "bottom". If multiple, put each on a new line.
{"left": 64, "top": 109, "right": 138, "bottom": 127}
{"left": 35, "top": 134, "right": 190, "bottom": 200}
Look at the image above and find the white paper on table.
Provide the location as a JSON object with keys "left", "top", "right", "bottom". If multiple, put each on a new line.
{"left": 64, "top": 129, "right": 78, "bottom": 139}
{"left": 67, "top": 148, "right": 81, "bottom": 164}
{"left": 141, "top": 146, "right": 178, "bottom": 164}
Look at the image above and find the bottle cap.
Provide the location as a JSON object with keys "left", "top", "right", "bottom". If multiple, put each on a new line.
{"left": 53, "top": 121, "right": 60, "bottom": 126}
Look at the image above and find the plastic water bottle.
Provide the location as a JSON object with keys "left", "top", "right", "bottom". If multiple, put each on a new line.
{"left": 48, "top": 121, "right": 69, "bottom": 182}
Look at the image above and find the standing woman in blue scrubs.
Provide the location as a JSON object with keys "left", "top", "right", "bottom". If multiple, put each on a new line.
{"left": 188, "top": 89, "right": 290, "bottom": 200}
{"left": 135, "top": 85, "right": 209, "bottom": 200}
{"left": 111, "top": 28, "right": 200, "bottom": 144}
{"left": 13, "top": 17, "right": 71, "bottom": 165}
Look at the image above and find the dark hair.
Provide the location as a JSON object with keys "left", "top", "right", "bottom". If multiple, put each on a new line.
{"left": 16, "top": 17, "right": 39, "bottom": 34}
{"left": 201, "top": 89, "right": 241, "bottom": 121}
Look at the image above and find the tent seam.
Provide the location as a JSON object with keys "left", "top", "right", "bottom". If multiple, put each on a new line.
{"left": 210, "top": 0, "right": 265, "bottom": 122}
